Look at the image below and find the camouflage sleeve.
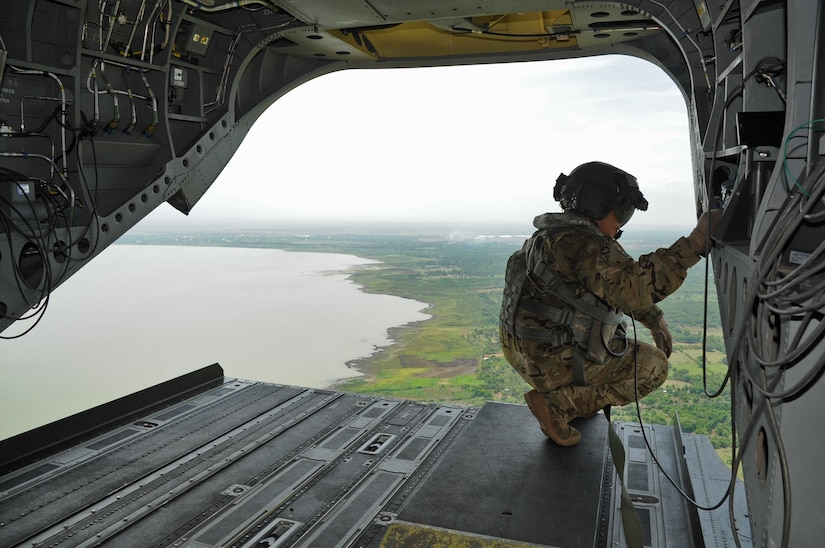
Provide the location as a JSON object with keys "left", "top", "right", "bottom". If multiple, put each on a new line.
{"left": 632, "top": 304, "right": 664, "bottom": 329}
{"left": 549, "top": 232, "right": 702, "bottom": 316}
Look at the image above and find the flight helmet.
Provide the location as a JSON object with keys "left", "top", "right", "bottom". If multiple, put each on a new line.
{"left": 553, "top": 161, "right": 648, "bottom": 226}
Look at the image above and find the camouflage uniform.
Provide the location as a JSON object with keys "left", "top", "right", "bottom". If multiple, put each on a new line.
{"left": 499, "top": 211, "right": 702, "bottom": 422}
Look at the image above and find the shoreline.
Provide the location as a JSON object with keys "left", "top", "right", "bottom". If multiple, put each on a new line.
{"left": 334, "top": 319, "right": 433, "bottom": 387}
{"left": 0, "top": 245, "right": 430, "bottom": 440}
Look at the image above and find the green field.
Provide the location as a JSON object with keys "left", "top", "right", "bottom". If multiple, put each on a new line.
{"left": 121, "top": 225, "right": 733, "bottom": 450}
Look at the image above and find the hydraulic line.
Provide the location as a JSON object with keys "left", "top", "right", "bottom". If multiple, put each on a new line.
{"left": 139, "top": 0, "right": 162, "bottom": 62}
{"left": 9, "top": 68, "right": 69, "bottom": 179}
{"left": 139, "top": 71, "right": 158, "bottom": 137}
{"left": 177, "top": 0, "right": 278, "bottom": 13}
{"left": 96, "top": 61, "right": 121, "bottom": 134}
{"left": 90, "top": 62, "right": 101, "bottom": 126}
{"left": 122, "top": 0, "right": 148, "bottom": 58}
{"left": 103, "top": 0, "right": 121, "bottom": 53}
{"left": 87, "top": 58, "right": 155, "bottom": 136}
{"left": 0, "top": 152, "right": 76, "bottom": 220}
{"left": 146, "top": 0, "right": 173, "bottom": 64}
{"left": 121, "top": 67, "right": 138, "bottom": 134}
{"left": 1, "top": 128, "right": 56, "bottom": 182}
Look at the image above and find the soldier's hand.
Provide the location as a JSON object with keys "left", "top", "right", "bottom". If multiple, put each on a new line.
{"left": 650, "top": 316, "right": 673, "bottom": 358}
{"left": 688, "top": 209, "right": 723, "bottom": 256}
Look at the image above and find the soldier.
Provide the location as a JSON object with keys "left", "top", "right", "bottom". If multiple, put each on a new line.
{"left": 499, "top": 161, "right": 721, "bottom": 446}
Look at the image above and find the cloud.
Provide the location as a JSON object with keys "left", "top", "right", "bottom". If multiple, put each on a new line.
{"left": 156, "top": 54, "right": 696, "bottom": 229}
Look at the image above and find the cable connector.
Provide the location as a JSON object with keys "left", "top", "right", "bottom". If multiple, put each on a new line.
{"left": 78, "top": 122, "right": 97, "bottom": 141}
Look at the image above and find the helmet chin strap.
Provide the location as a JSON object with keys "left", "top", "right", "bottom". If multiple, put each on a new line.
{"left": 615, "top": 229, "right": 623, "bottom": 240}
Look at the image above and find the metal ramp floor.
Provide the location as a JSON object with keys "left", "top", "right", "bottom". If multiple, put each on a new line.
{"left": 0, "top": 364, "right": 747, "bottom": 547}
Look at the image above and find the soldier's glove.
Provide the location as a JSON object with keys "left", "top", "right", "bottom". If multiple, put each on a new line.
{"left": 688, "top": 209, "right": 723, "bottom": 256}
{"left": 650, "top": 316, "right": 673, "bottom": 358}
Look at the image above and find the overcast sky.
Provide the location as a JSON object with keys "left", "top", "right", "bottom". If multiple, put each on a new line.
{"left": 145, "top": 54, "right": 698, "bottom": 231}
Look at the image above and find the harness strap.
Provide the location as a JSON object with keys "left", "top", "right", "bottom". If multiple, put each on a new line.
{"left": 604, "top": 405, "right": 644, "bottom": 548}
{"left": 517, "top": 298, "right": 576, "bottom": 326}
{"left": 513, "top": 325, "right": 571, "bottom": 346}
{"left": 501, "top": 227, "right": 627, "bottom": 389}
{"left": 529, "top": 261, "right": 624, "bottom": 326}
{"left": 572, "top": 345, "right": 588, "bottom": 386}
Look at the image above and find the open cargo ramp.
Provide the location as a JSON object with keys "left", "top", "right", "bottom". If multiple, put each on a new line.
{"left": 0, "top": 365, "right": 748, "bottom": 547}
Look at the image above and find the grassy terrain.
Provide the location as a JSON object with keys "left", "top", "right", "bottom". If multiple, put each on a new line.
{"left": 120, "top": 225, "right": 733, "bottom": 451}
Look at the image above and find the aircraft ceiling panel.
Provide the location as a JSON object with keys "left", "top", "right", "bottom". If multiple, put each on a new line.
{"left": 274, "top": 0, "right": 569, "bottom": 27}
{"left": 272, "top": 0, "right": 387, "bottom": 28}
{"left": 567, "top": 2, "right": 660, "bottom": 49}
{"left": 364, "top": 0, "right": 569, "bottom": 23}
{"left": 269, "top": 26, "right": 376, "bottom": 61}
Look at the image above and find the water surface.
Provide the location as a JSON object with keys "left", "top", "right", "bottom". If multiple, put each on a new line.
{"left": 0, "top": 245, "right": 430, "bottom": 439}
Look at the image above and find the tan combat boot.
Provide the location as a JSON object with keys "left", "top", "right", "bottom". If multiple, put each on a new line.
{"left": 524, "top": 390, "right": 581, "bottom": 446}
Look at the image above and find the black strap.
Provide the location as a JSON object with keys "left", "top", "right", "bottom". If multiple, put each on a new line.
{"left": 530, "top": 262, "right": 624, "bottom": 326}
{"left": 572, "top": 345, "right": 588, "bottom": 386}
{"left": 517, "top": 298, "right": 576, "bottom": 326}
{"left": 513, "top": 325, "right": 571, "bottom": 346}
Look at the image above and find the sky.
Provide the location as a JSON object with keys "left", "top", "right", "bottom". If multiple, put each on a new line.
{"left": 144, "top": 54, "right": 698, "bottom": 231}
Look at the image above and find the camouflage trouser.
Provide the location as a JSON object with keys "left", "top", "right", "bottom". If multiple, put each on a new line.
{"left": 499, "top": 327, "right": 668, "bottom": 420}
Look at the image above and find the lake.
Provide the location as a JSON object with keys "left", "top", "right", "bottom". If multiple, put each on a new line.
{"left": 0, "top": 245, "right": 430, "bottom": 440}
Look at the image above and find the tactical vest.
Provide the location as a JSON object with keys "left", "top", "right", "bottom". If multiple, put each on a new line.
{"left": 499, "top": 216, "right": 627, "bottom": 385}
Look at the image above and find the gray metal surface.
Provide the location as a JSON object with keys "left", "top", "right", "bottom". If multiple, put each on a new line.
{"left": 682, "top": 430, "right": 752, "bottom": 547}
{"left": 0, "top": 366, "right": 745, "bottom": 547}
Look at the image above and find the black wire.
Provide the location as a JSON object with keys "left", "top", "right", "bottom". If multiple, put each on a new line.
{"left": 0, "top": 163, "right": 74, "bottom": 336}
{"left": 697, "top": 63, "right": 779, "bottom": 398}
{"left": 625, "top": 319, "right": 775, "bottom": 545}
{"left": 66, "top": 130, "right": 101, "bottom": 262}
{"left": 0, "top": 203, "right": 40, "bottom": 313}
{"left": 32, "top": 104, "right": 61, "bottom": 133}
{"left": 759, "top": 367, "right": 792, "bottom": 548}
{"left": 0, "top": 62, "right": 93, "bottom": 338}
{"left": 699, "top": 78, "right": 748, "bottom": 398}
{"left": 626, "top": 313, "right": 736, "bottom": 513}
{"left": 700, "top": 251, "right": 729, "bottom": 398}
{"left": 725, "top": 360, "right": 790, "bottom": 548}
{"left": 709, "top": 139, "right": 825, "bottom": 548}
{"left": 737, "top": 161, "right": 825, "bottom": 400}
{"left": 37, "top": 185, "right": 74, "bottom": 284}
{"left": 0, "top": 187, "right": 54, "bottom": 337}
{"left": 726, "top": 358, "right": 743, "bottom": 547}
{"left": 726, "top": 353, "right": 793, "bottom": 548}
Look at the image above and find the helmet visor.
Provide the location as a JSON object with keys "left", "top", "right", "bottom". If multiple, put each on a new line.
{"left": 615, "top": 198, "right": 636, "bottom": 227}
